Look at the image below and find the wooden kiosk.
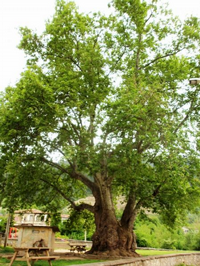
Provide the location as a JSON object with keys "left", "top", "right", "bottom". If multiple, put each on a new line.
{"left": 9, "top": 224, "right": 59, "bottom": 266}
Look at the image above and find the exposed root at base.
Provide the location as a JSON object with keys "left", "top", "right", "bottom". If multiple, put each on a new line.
{"left": 86, "top": 249, "right": 141, "bottom": 258}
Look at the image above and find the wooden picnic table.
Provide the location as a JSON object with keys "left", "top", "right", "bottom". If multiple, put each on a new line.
{"left": 9, "top": 247, "right": 59, "bottom": 266}
{"left": 69, "top": 244, "right": 86, "bottom": 253}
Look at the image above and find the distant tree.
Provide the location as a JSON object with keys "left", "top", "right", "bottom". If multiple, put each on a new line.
{"left": 0, "top": 217, "right": 7, "bottom": 233}
{"left": 60, "top": 209, "right": 95, "bottom": 240}
{"left": 1, "top": 0, "right": 200, "bottom": 257}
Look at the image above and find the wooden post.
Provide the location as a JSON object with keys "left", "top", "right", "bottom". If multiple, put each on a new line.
{"left": 4, "top": 213, "right": 11, "bottom": 247}
{"left": 84, "top": 230, "right": 87, "bottom": 242}
{"left": 0, "top": 233, "right": 2, "bottom": 246}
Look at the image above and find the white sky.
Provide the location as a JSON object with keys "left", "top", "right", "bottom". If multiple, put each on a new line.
{"left": 0, "top": 0, "right": 200, "bottom": 92}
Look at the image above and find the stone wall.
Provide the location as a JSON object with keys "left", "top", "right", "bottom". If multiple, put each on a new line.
{"left": 72, "top": 253, "right": 200, "bottom": 266}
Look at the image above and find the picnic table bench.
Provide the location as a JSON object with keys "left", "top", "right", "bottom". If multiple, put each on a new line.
{"left": 9, "top": 247, "right": 59, "bottom": 266}
{"left": 69, "top": 244, "right": 86, "bottom": 253}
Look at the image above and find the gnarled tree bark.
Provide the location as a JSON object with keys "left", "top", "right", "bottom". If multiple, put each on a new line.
{"left": 87, "top": 173, "right": 139, "bottom": 257}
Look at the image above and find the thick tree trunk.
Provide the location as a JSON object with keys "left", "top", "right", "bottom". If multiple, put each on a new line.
{"left": 88, "top": 174, "right": 139, "bottom": 257}
{"left": 89, "top": 217, "right": 139, "bottom": 257}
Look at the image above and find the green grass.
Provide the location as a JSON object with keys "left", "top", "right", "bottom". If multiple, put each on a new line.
{"left": 136, "top": 249, "right": 199, "bottom": 256}
{"left": 0, "top": 246, "right": 14, "bottom": 253}
{"left": 0, "top": 247, "right": 199, "bottom": 265}
{"left": 0, "top": 258, "right": 104, "bottom": 265}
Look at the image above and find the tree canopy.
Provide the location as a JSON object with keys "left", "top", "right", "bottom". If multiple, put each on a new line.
{"left": 1, "top": 0, "right": 200, "bottom": 256}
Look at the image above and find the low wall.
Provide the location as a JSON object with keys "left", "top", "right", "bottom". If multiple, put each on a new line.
{"left": 72, "top": 253, "right": 200, "bottom": 266}
{"left": 54, "top": 239, "right": 92, "bottom": 250}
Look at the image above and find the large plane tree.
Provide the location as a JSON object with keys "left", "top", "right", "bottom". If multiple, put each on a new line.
{"left": 1, "top": 0, "right": 200, "bottom": 256}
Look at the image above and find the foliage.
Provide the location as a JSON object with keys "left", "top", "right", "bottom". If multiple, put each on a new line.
{"left": 55, "top": 232, "right": 68, "bottom": 240}
{"left": 182, "top": 227, "right": 200, "bottom": 251}
{"left": 0, "top": 216, "right": 7, "bottom": 233}
{"left": 134, "top": 213, "right": 200, "bottom": 251}
{"left": 59, "top": 209, "right": 95, "bottom": 240}
{"left": 50, "top": 212, "right": 62, "bottom": 227}
{"left": 1, "top": 0, "right": 200, "bottom": 254}
{"left": 135, "top": 215, "right": 184, "bottom": 249}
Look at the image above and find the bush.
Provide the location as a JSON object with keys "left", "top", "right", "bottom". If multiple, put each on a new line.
{"left": 135, "top": 214, "right": 192, "bottom": 250}
{"left": 161, "top": 239, "right": 176, "bottom": 249}
{"left": 137, "top": 237, "right": 148, "bottom": 247}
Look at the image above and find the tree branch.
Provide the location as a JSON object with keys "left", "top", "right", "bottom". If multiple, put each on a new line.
{"left": 140, "top": 47, "right": 184, "bottom": 69}
{"left": 41, "top": 157, "right": 69, "bottom": 174}
{"left": 41, "top": 156, "right": 96, "bottom": 192}
{"left": 173, "top": 93, "right": 196, "bottom": 134}
{"left": 39, "top": 177, "right": 94, "bottom": 213}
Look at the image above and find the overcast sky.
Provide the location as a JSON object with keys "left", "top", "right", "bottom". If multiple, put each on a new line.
{"left": 1, "top": 0, "right": 200, "bottom": 92}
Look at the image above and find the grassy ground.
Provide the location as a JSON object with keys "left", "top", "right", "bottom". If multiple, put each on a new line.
{"left": 137, "top": 249, "right": 199, "bottom": 256}
{"left": 0, "top": 246, "right": 14, "bottom": 253}
{"left": 0, "top": 258, "right": 104, "bottom": 265}
{"left": 0, "top": 248, "right": 198, "bottom": 265}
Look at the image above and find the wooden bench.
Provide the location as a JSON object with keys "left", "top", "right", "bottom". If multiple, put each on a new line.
{"left": 14, "top": 256, "right": 59, "bottom": 261}
{"left": 27, "top": 256, "right": 59, "bottom": 260}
